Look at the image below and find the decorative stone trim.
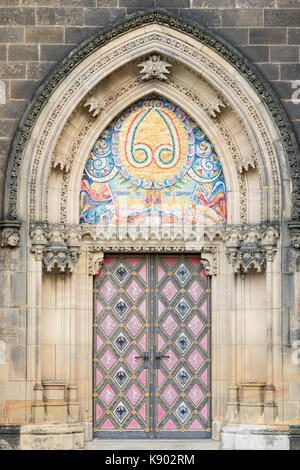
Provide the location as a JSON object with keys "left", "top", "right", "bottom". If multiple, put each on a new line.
{"left": 30, "top": 222, "right": 280, "bottom": 246}
{"left": 5, "top": 10, "right": 299, "bottom": 222}
{"left": 0, "top": 220, "right": 21, "bottom": 248}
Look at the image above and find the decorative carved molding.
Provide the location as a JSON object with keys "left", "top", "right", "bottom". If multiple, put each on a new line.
{"left": 0, "top": 220, "right": 21, "bottom": 248}
{"left": 137, "top": 54, "right": 172, "bottom": 82}
{"left": 6, "top": 11, "right": 296, "bottom": 222}
{"left": 83, "top": 94, "right": 106, "bottom": 117}
{"left": 30, "top": 221, "right": 279, "bottom": 245}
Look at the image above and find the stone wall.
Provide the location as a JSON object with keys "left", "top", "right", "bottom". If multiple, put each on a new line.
{"left": 0, "top": 1, "right": 300, "bottom": 216}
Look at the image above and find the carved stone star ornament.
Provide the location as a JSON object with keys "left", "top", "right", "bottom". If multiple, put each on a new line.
{"left": 137, "top": 54, "right": 172, "bottom": 82}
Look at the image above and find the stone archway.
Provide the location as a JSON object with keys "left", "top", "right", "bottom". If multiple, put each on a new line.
{"left": 1, "top": 11, "right": 299, "bottom": 450}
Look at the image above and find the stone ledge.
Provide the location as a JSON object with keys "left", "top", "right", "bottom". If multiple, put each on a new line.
{"left": 221, "top": 424, "right": 289, "bottom": 450}
{"left": 0, "top": 423, "right": 85, "bottom": 450}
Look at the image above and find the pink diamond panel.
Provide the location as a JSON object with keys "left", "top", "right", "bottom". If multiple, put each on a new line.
{"left": 126, "top": 384, "right": 142, "bottom": 406}
{"left": 100, "top": 314, "right": 117, "bottom": 336}
{"left": 188, "top": 349, "right": 203, "bottom": 371}
{"left": 162, "top": 280, "right": 177, "bottom": 302}
{"left": 188, "top": 280, "right": 203, "bottom": 302}
{"left": 100, "top": 349, "right": 116, "bottom": 370}
{"left": 162, "top": 384, "right": 178, "bottom": 406}
{"left": 188, "top": 315, "right": 203, "bottom": 336}
{"left": 126, "top": 314, "right": 142, "bottom": 336}
{"left": 162, "top": 349, "right": 178, "bottom": 371}
{"left": 126, "top": 280, "right": 142, "bottom": 301}
{"left": 162, "top": 315, "right": 178, "bottom": 336}
{"left": 188, "top": 385, "right": 204, "bottom": 405}
{"left": 100, "top": 384, "right": 116, "bottom": 405}
{"left": 126, "top": 349, "right": 142, "bottom": 371}
{"left": 100, "top": 280, "right": 116, "bottom": 302}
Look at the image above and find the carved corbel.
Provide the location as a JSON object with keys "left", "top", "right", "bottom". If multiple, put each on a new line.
{"left": 205, "top": 96, "right": 226, "bottom": 119}
{"left": 0, "top": 220, "right": 21, "bottom": 248}
{"left": 83, "top": 94, "right": 106, "bottom": 117}
{"left": 88, "top": 251, "right": 104, "bottom": 276}
{"left": 52, "top": 153, "right": 71, "bottom": 173}
{"left": 288, "top": 221, "right": 300, "bottom": 250}
{"left": 232, "top": 242, "right": 267, "bottom": 274}
{"left": 30, "top": 223, "right": 48, "bottom": 261}
{"left": 201, "top": 248, "right": 217, "bottom": 275}
{"left": 43, "top": 242, "right": 77, "bottom": 273}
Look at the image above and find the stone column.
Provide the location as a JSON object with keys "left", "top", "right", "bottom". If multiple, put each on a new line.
{"left": 263, "top": 246, "right": 277, "bottom": 423}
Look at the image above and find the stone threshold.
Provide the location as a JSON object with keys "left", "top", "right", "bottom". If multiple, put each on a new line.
{"left": 85, "top": 439, "right": 221, "bottom": 450}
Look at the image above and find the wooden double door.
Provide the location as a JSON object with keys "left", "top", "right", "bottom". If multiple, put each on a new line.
{"left": 93, "top": 254, "right": 211, "bottom": 439}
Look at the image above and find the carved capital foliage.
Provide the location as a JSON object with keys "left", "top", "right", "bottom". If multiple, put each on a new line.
{"left": 88, "top": 251, "right": 104, "bottom": 276}
{"left": 200, "top": 248, "right": 217, "bottom": 276}
{"left": 0, "top": 220, "right": 21, "bottom": 248}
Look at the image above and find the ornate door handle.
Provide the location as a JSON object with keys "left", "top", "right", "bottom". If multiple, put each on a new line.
{"left": 155, "top": 352, "right": 170, "bottom": 368}
{"left": 135, "top": 352, "right": 149, "bottom": 360}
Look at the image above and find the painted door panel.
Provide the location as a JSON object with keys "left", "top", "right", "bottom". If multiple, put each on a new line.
{"left": 93, "top": 254, "right": 211, "bottom": 439}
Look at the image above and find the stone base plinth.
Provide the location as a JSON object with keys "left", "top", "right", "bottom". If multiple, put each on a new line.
{"left": 0, "top": 423, "right": 85, "bottom": 450}
{"left": 221, "top": 424, "right": 289, "bottom": 450}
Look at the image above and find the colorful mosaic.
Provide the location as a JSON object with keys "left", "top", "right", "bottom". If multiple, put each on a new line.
{"left": 80, "top": 96, "right": 227, "bottom": 226}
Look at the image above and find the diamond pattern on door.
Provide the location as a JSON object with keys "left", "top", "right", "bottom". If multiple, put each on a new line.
{"left": 93, "top": 254, "right": 211, "bottom": 438}
{"left": 93, "top": 255, "right": 150, "bottom": 436}
{"left": 154, "top": 255, "right": 211, "bottom": 437}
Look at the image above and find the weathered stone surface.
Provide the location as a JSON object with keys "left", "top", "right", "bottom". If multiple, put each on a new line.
{"left": 26, "top": 61, "right": 55, "bottom": 80}
{"left": 83, "top": 7, "right": 126, "bottom": 26}
{"left": 288, "top": 29, "right": 300, "bottom": 45}
{"left": 249, "top": 28, "right": 287, "bottom": 44}
{"left": 213, "top": 27, "right": 249, "bottom": 45}
{"left": 36, "top": 7, "right": 83, "bottom": 26}
{"left": 265, "top": 9, "right": 300, "bottom": 27}
{"left": 193, "top": 0, "right": 235, "bottom": 7}
{"left": 8, "top": 44, "right": 38, "bottom": 61}
{"left": 180, "top": 9, "right": 221, "bottom": 27}
{"left": 0, "top": 8, "right": 35, "bottom": 25}
{"left": 40, "top": 44, "right": 73, "bottom": 61}
{"left": 222, "top": 9, "right": 263, "bottom": 27}
{"left": 0, "top": 26, "right": 24, "bottom": 43}
{"left": 25, "top": 26, "right": 64, "bottom": 44}
{"left": 256, "top": 63, "right": 280, "bottom": 81}
{"left": 281, "top": 63, "right": 300, "bottom": 81}
{"left": 242, "top": 45, "right": 269, "bottom": 63}
{"left": 65, "top": 26, "right": 100, "bottom": 44}
{"left": 270, "top": 45, "right": 299, "bottom": 63}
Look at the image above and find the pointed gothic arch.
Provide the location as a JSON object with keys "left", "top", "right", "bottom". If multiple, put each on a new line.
{"left": 1, "top": 11, "right": 298, "bottom": 449}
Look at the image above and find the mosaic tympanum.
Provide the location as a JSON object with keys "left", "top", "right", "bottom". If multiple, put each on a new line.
{"left": 80, "top": 96, "right": 227, "bottom": 226}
